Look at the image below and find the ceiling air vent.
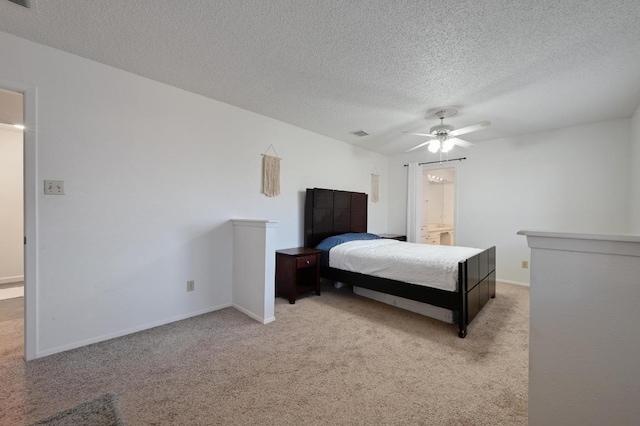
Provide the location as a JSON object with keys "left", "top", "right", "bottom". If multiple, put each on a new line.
{"left": 350, "top": 130, "right": 369, "bottom": 137}
{"left": 8, "top": 0, "right": 31, "bottom": 8}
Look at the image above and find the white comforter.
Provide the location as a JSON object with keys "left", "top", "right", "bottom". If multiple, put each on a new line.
{"left": 329, "top": 239, "right": 483, "bottom": 292}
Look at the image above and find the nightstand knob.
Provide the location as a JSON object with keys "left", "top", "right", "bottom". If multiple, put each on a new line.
{"left": 306, "top": 260, "right": 310, "bottom": 265}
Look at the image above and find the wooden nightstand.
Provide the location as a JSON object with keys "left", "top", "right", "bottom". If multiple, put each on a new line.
{"left": 377, "top": 234, "right": 407, "bottom": 241}
{"left": 275, "top": 248, "right": 322, "bottom": 304}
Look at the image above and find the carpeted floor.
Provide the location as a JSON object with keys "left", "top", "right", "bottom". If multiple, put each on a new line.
{"left": 0, "top": 282, "right": 529, "bottom": 425}
{"left": 28, "top": 393, "right": 125, "bottom": 426}
{"left": 0, "top": 297, "right": 23, "bottom": 322}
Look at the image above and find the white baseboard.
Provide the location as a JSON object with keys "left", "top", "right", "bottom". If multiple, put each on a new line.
{"left": 0, "top": 275, "right": 24, "bottom": 285}
{"left": 0, "top": 286, "right": 24, "bottom": 301}
{"left": 36, "top": 303, "right": 233, "bottom": 359}
{"left": 497, "top": 279, "right": 530, "bottom": 287}
{"left": 232, "top": 303, "right": 275, "bottom": 324}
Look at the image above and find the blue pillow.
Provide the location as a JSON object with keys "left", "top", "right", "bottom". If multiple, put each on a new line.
{"left": 316, "top": 233, "right": 381, "bottom": 265}
{"left": 316, "top": 232, "right": 381, "bottom": 251}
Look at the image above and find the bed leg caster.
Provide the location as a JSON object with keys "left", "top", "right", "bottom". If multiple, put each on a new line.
{"left": 458, "top": 329, "right": 467, "bottom": 338}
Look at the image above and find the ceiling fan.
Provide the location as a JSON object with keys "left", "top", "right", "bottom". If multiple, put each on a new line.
{"left": 404, "top": 107, "right": 491, "bottom": 153}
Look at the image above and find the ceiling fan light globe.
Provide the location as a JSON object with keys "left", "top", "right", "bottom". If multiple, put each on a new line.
{"left": 428, "top": 140, "right": 441, "bottom": 153}
{"left": 442, "top": 140, "right": 455, "bottom": 152}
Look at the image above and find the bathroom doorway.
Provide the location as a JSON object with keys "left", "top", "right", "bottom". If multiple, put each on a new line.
{"left": 421, "top": 167, "right": 456, "bottom": 245}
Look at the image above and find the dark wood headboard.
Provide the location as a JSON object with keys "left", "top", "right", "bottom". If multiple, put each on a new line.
{"left": 304, "top": 188, "right": 368, "bottom": 248}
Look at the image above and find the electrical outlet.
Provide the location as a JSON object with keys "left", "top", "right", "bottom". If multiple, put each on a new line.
{"left": 187, "top": 280, "right": 195, "bottom": 292}
{"left": 521, "top": 260, "right": 529, "bottom": 269}
{"left": 44, "top": 180, "right": 65, "bottom": 195}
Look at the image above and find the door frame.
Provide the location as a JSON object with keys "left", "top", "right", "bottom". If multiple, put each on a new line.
{"left": 1, "top": 79, "right": 38, "bottom": 361}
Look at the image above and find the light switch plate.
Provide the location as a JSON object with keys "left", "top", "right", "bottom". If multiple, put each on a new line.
{"left": 44, "top": 180, "right": 64, "bottom": 195}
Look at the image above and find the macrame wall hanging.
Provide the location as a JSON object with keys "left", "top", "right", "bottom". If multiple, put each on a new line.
{"left": 261, "top": 144, "right": 281, "bottom": 197}
{"left": 371, "top": 167, "right": 380, "bottom": 203}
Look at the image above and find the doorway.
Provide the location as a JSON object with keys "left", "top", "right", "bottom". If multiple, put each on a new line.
{"left": 420, "top": 167, "right": 456, "bottom": 245}
{"left": 0, "top": 88, "right": 25, "bottom": 354}
{"left": 0, "top": 80, "right": 36, "bottom": 361}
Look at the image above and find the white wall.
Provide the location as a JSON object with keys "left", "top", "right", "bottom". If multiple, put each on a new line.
{"left": 0, "top": 88, "right": 22, "bottom": 125}
{"left": 0, "top": 127, "right": 23, "bottom": 284}
{"left": 631, "top": 104, "right": 640, "bottom": 233}
{"left": 389, "top": 119, "right": 631, "bottom": 284}
{"left": 0, "top": 31, "right": 388, "bottom": 357}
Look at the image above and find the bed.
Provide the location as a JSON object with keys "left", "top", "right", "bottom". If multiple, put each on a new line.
{"left": 304, "top": 188, "right": 496, "bottom": 338}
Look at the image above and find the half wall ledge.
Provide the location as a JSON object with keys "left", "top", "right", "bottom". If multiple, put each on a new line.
{"left": 231, "top": 219, "right": 278, "bottom": 324}
{"left": 519, "top": 230, "right": 640, "bottom": 426}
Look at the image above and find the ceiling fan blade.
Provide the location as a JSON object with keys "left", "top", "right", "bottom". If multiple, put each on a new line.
{"left": 402, "top": 132, "right": 436, "bottom": 137}
{"left": 450, "top": 138, "right": 475, "bottom": 149}
{"left": 405, "top": 141, "right": 432, "bottom": 152}
{"left": 450, "top": 121, "right": 491, "bottom": 137}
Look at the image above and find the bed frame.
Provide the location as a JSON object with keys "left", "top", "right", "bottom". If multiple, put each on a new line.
{"left": 304, "top": 188, "right": 496, "bottom": 338}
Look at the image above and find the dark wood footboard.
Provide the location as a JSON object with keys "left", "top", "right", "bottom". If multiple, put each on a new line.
{"left": 321, "top": 245, "right": 496, "bottom": 338}
{"left": 457, "top": 246, "right": 496, "bottom": 338}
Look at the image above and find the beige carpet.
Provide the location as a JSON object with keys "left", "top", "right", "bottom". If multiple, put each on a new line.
{"left": 0, "top": 282, "right": 528, "bottom": 425}
{"left": 28, "top": 393, "right": 125, "bottom": 426}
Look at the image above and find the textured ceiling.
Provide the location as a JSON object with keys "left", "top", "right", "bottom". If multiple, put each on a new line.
{"left": 1, "top": 0, "right": 639, "bottom": 155}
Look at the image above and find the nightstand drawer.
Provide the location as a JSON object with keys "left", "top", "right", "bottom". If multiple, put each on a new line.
{"left": 296, "top": 255, "right": 317, "bottom": 269}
